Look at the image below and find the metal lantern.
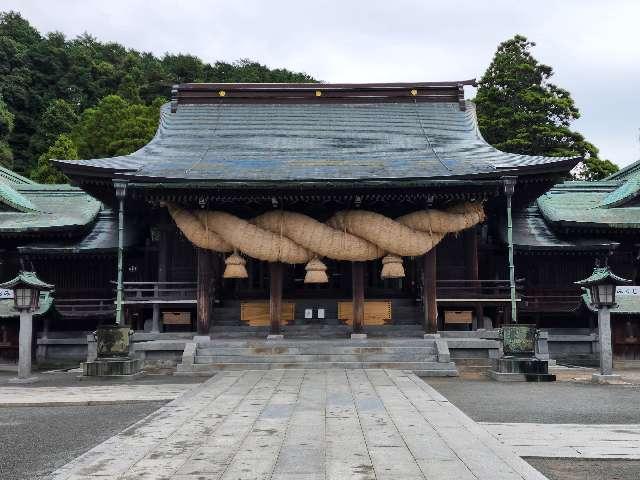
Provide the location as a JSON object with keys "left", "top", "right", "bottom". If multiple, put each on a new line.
{"left": 575, "top": 266, "right": 631, "bottom": 308}
{"left": 0, "top": 271, "right": 54, "bottom": 312}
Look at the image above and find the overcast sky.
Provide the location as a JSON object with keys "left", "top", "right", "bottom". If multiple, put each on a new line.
{"left": 5, "top": 0, "right": 640, "bottom": 167}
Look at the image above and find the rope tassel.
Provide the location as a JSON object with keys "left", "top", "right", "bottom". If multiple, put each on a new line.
{"left": 304, "top": 257, "right": 329, "bottom": 284}
{"left": 380, "top": 254, "right": 405, "bottom": 279}
{"left": 223, "top": 251, "right": 248, "bottom": 279}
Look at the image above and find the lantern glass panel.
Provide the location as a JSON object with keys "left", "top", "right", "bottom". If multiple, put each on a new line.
{"left": 14, "top": 287, "right": 33, "bottom": 309}
{"left": 598, "top": 283, "right": 615, "bottom": 306}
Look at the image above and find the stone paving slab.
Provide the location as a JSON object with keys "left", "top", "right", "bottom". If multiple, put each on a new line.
{"left": 51, "top": 369, "right": 547, "bottom": 479}
{"left": 484, "top": 422, "right": 640, "bottom": 459}
{"left": 0, "top": 384, "right": 191, "bottom": 407}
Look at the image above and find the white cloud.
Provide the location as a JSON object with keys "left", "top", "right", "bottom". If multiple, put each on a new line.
{"left": 4, "top": 0, "right": 640, "bottom": 165}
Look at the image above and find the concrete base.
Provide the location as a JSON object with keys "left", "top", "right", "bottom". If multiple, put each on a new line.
{"left": 192, "top": 335, "right": 211, "bottom": 343}
{"left": 82, "top": 357, "right": 143, "bottom": 377}
{"left": 489, "top": 356, "right": 556, "bottom": 382}
{"left": 591, "top": 373, "right": 623, "bottom": 384}
{"left": 350, "top": 333, "right": 368, "bottom": 340}
{"left": 266, "top": 334, "right": 284, "bottom": 340}
{"left": 424, "top": 333, "right": 440, "bottom": 339}
{"left": 8, "top": 376, "right": 39, "bottom": 384}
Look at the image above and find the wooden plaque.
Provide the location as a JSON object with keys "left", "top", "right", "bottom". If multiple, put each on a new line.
{"left": 444, "top": 310, "right": 473, "bottom": 325}
{"left": 338, "top": 300, "right": 392, "bottom": 326}
{"left": 162, "top": 311, "right": 192, "bottom": 325}
{"left": 240, "top": 301, "right": 295, "bottom": 326}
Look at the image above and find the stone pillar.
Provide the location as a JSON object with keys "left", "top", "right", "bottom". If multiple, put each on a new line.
{"left": 269, "top": 262, "right": 283, "bottom": 337}
{"left": 423, "top": 248, "right": 438, "bottom": 333}
{"left": 504, "top": 176, "right": 518, "bottom": 324}
{"left": 597, "top": 306, "right": 613, "bottom": 375}
{"left": 18, "top": 310, "right": 33, "bottom": 379}
{"left": 351, "top": 262, "right": 365, "bottom": 335}
{"left": 197, "top": 248, "right": 214, "bottom": 335}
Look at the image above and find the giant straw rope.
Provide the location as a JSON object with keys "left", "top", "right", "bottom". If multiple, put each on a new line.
{"left": 167, "top": 202, "right": 485, "bottom": 264}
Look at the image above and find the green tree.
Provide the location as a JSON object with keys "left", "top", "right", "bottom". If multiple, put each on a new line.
{"left": 0, "top": 95, "right": 14, "bottom": 168}
{"left": 71, "top": 95, "right": 163, "bottom": 158}
{"left": 475, "top": 35, "right": 618, "bottom": 180}
{"left": 29, "top": 98, "right": 78, "bottom": 159}
{"left": 30, "top": 133, "right": 77, "bottom": 183}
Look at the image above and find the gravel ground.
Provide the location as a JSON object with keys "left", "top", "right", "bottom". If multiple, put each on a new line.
{"left": 525, "top": 458, "right": 640, "bottom": 480}
{"left": 0, "top": 369, "right": 206, "bottom": 388}
{"left": 425, "top": 377, "right": 640, "bottom": 424}
{"left": 426, "top": 377, "right": 640, "bottom": 480}
{"left": 0, "top": 402, "right": 166, "bottom": 480}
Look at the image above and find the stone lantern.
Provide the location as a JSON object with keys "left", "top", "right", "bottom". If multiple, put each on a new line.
{"left": 576, "top": 265, "right": 631, "bottom": 382}
{"left": 0, "top": 271, "right": 54, "bottom": 382}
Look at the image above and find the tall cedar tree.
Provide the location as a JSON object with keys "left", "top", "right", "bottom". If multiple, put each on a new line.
{"left": 475, "top": 35, "right": 618, "bottom": 180}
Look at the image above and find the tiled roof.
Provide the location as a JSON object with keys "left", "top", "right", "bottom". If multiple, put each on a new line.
{"left": 511, "top": 204, "right": 619, "bottom": 251}
{"left": 54, "top": 83, "right": 579, "bottom": 185}
{"left": 0, "top": 181, "right": 101, "bottom": 236}
{"left": 537, "top": 179, "right": 640, "bottom": 230}
{"left": 18, "top": 209, "right": 141, "bottom": 254}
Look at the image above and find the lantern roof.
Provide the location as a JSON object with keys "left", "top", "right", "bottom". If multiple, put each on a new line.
{"left": 0, "top": 271, "right": 54, "bottom": 291}
{"left": 574, "top": 266, "right": 631, "bottom": 287}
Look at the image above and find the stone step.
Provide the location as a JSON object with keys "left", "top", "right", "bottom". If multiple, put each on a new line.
{"left": 194, "top": 353, "right": 438, "bottom": 364}
{"left": 178, "top": 361, "right": 457, "bottom": 374}
{"left": 197, "top": 339, "right": 437, "bottom": 348}
{"left": 195, "top": 345, "right": 436, "bottom": 356}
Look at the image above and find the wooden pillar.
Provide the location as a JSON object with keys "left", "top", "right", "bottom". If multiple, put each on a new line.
{"left": 269, "top": 262, "right": 283, "bottom": 335}
{"left": 464, "top": 227, "right": 483, "bottom": 329}
{"left": 197, "top": 248, "right": 213, "bottom": 335}
{"left": 423, "top": 248, "right": 438, "bottom": 333}
{"left": 352, "top": 262, "right": 365, "bottom": 333}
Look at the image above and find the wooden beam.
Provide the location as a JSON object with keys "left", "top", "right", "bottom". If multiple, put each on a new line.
{"left": 196, "top": 248, "right": 214, "bottom": 335}
{"left": 269, "top": 262, "right": 283, "bottom": 335}
{"left": 423, "top": 248, "right": 438, "bottom": 333}
{"left": 352, "top": 262, "right": 365, "bottom": 333}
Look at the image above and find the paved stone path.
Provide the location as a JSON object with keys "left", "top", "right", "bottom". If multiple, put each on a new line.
{"left": 0, "top": 384, "right": 190, "bottom": 407}
{"left": 484, "top": 422, "right": 640, "bottom": 459}
{"left": 51, "top": 369, "right": 546, "bottom": 480}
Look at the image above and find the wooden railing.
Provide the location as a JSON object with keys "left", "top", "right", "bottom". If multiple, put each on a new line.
{"left": 55, "top": 298, "right": 115, "bottom": 318}
{"left": 114, "top": 281, "right": 197, "bottom": 304}
{"left": 520, "top": 288, "right": 582, "bottom": 312}
{"left": 435, "top": 279, "right": 524, "bottom": 301}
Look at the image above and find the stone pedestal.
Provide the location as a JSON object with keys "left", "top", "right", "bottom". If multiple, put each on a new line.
{"left": 350, "top": 333, "right": 367, "bottom": 340}
{"left": 591, "top": 373, "right": 623, "bottom": 384}
{"left": 489, "top": 356, "right": 556, "bottom": 382}
{"left": 82, "top": 357, "right": 143, "bottom": 378}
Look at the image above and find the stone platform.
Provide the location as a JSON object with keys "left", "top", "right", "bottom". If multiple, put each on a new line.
{"left": 176, "top": 337, "right": 458, "bottom": 377}
{"left": 51, "top": 369, "right": 547, "bottom": 479}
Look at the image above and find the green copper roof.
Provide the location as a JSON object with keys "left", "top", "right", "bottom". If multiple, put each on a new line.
{"left": 0, "top": 181, "right": 37, "bottom": 212}
{"left": 537, "top": 177, "right": 640, "bottom": 230}
{"left": 0, "top": 181, "right": 101, "bottom": 236}
{"left": 575, "top": 266, "right": 631, "bottom": 287}
{"left": 511, "top": 204, "right": 619, "bottom": 251}
{"left": 0, "top": 165, "right": 36, "bottom": 186}
{"left": 0, "top": 291, "right": 53, "bottom": 318}
{"left": 0, "top": 270, "right": 55, "bottom": 290}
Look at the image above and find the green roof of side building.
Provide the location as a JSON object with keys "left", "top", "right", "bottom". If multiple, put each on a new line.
{"left": 537, "top": 159, "right": 640, "bottom": 231}
{"left": 0, "top": 165, "right": 101, "bottom": 236}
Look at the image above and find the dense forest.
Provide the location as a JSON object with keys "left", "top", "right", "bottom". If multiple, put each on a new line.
{"left": 0, "top": 11, "right": 315, "bottom": 180}
{"left": 0, "top": 12, "right": 616, "bottom": 183}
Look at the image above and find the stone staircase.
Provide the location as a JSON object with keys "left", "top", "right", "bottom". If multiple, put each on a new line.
{"left": 176, "top": 337, "right": 457, "bottom": 376}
